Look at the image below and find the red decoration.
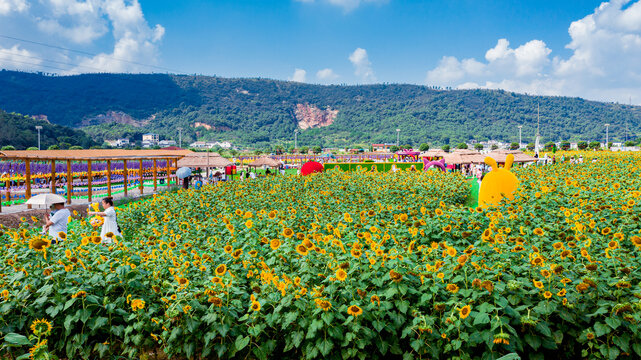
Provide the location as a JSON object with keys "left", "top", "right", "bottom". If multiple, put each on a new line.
{"left": 300, "top": 161, "right": 324, "bottom": 176}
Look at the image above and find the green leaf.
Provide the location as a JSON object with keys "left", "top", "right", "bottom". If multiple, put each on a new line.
{"left": 235, "top": 335, "right": 250, "bottom": 351}
{"left": 397, "top": 300, "right": 409, "bottom": 314}
{"left": 608, "top": 347, "right": 620, "bottom": 360}
{"left": 282, "top": 311, "right": 298, "bottom": 329}
{"left": 90, "top": 317, "right": 108, "bottom": 331}
{"left": 3, "top": 333, "right": 31, "bottom": 346}
{"left": 496, "top": 353, "right": 521, "bottom": 360}
{"left": 317, "top": 339, "right": 334, "bottom": 356}
{"left": 594, "top": 322, "right": 611, "bottom": 337}
{"left": 525, "top": 334, "right": 541, "bottom": 351}
{"left": 291, "top": 331, "right": 304, "bottom": 348}
{"left": 536, "top": 322, "right": 552, "bottom": 338}
{"left": 632, "top": 342, "right": 641, "bottom": 356}
{"left": 473, "top": 312, "right": 490, "bottom": 325}
{"left": 605, "top": 317, "right": 621, "bottom": 330}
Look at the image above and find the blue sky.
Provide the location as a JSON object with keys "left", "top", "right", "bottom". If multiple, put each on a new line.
{"left": 1, "top": 0, "right": 641, "bottom": 103}
{"left": 139, "top": 0, "right": 602, "bottom": 83}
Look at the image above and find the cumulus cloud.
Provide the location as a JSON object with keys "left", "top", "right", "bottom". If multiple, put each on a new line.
{"left": 0, "top": 0, "right": 165, "bottom": 73}
{"left": 0, "top": 45, "right": 41, "bottom": 70}
{"left": 426, "top": 0, "right": 641, "bottom": 104}
{"left": 349, "top": 47, "right": 375, "bottom": 83}
{"left": 316, "top": 68, "right": 339, "bottom": 82}
{"left": 289, "top": 68, "right": 307, "bottom": 82}
{"left": 295, "top": 0, "right": 386, "bottom": 12}
{"left": 0, "top": 0, "right": 28, "bottom": 15}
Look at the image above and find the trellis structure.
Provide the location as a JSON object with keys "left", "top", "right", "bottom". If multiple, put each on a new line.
{"left": 0, "top": 149, "right": 191, "bottom": 212}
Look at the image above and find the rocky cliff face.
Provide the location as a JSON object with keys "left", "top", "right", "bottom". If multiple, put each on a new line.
{"left": 294, "top": 104, "right": 337, "bottom": 130}
{"left": 81, "top": 111, "right": 151, "bottom": 127}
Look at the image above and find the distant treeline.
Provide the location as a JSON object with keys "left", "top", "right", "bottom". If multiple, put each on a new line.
{"left": 0, "top": 110, "right": 99, "bottom": 150}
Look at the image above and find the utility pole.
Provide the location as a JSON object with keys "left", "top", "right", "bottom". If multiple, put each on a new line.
{"left": 518, "top": 125, "right": 523, "bottom": 149}
{"left": 605, "top": 123, "right": 610, "bottom": 149}
{"left": 396, "top": 129, "right": 401, "bottom": 146}
{"left": 177, "top": 127, "right": 183, "bottom": 148}
{"left": 35, "top": 126, "right": 42, "bottom": 150}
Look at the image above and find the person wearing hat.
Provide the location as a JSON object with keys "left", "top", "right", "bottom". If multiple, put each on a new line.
{"left": 43, "top": 202, "right": 70, "bottom": 243}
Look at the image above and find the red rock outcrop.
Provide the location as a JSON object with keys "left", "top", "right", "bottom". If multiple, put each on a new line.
{"left": 295, "top": 104, "right": 337, "bottom": 129}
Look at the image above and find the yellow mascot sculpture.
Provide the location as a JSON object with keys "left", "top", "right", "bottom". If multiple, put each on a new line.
{"left": 478, "top": 154, "right": 519, "bottom": 208}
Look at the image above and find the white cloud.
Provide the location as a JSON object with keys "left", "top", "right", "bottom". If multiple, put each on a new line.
{"left": 0, "top": 45, "right": 42, "bottom": 70}
{"left": 316, "top": 68, "right": 339, "bottom": 82}
{"left": 296, "top": 0, "right": 386, "bottom": 12}
{"left": 71, "top": 0, "right": 165, "bottom": 73}
{"left": 0, "top": 0, "right": 28, "bottom": 15}
{"left": 289, "top": 68, "right": 307, "bottom": 82}
{"left": 426, "top": 0, "right": 641, "bottom": 104}
{"left": 0, "top": 0, "right": 165, "bottom": 73}
{"left": 349, "top": 47, "right": 375, "bottom": 83}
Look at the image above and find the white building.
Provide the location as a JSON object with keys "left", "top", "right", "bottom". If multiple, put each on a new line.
{"left": 142, "top": 133, "right": 159, "bottom": 144}
{"left": 159, "top": 140, "right": 177, "bottom": 147}
{"left": 189, "top": 141, "right": 232, "bottom": 149}
{"left": 105, "top": 139, "right": 130, "bottom": 148}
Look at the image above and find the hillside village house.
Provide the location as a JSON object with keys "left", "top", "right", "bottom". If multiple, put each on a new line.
{"left": 105, "top": 138, "right": 130, "bottom": 148}
{"left": 189, "top": 141, "right": 232, "bottom": 149}
{"left": 142, "top": 133, "right": 159, "bottom": 143}
{"left": 159, "top": 140, "right": 177, "bottom": 147}
{"left": 372, "top": 143, "right": 395, "bottom": 152}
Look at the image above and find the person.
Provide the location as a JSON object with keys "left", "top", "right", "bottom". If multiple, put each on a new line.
{"left": 44, "top": 202, "right": 70, "bottom": 243}
{"left": 182, "top": 177, "right": 189, "bottom": 189}
{"left": 409, "top": 165, "right": 417, "bottom": 172}
{"left": 88, "top": 197, "right": 121, "bottom": 244}
{"left": 265, "top": 168, "right": 271, "bottom": 176}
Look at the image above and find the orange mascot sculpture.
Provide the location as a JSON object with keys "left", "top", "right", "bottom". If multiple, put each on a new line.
{"left": 478, "top": 154, "right": 519, "bottom": 208}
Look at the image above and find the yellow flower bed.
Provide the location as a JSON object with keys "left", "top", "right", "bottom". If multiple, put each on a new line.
{"left": 1, "top": 154, "right": 641, "bottom": 360}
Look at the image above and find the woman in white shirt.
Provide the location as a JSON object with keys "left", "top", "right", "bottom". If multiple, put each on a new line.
{"left": 88, "top": 197, "right": 121, "bottom": 244}
{"left": 44, "top": 202, "right": 70, "bottom": 243}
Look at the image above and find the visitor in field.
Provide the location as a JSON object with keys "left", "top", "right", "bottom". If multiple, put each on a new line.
{"left": 88, "top": 197, "right": 121, "bottom": 244}
{"left": 43, "top": 202, "right": 70, "bottom": 244}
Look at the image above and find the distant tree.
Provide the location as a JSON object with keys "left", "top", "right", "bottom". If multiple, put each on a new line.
{"left": 577, "top": 141, "right": 588, "bottom": 150}
{"left": 442, "top": 145, "right": 451, "bottom": 153}
{"left": 229, "top": 149, "right": 239, "bottom": 156}
{"left": 1, "top": 145, "right": 15, "bottom": 150}
{"left": 312, "top": 146, "right": 322, "bottom": 154}
{"left": 624, "top": 140, "right": 636, "bottom": 146}
{"left": 491, "top": 144, "right": 499, "bottom": 150}
{"left": 390, "top": 145, "right": 400, "bottom": 152}
{"left": 69, "top": 145, "right": 83, "bottom": 150}
{"left": 401, "top": 144, "right": 413, "bottom": 150}
{"left": 607, "top": 142, "right": 612, "bottom": 149}
{"left": 254, "top": 150, "right": 263, "bottom": 155}
{"left": 510, "top": 142, "right": 519, "bottom": 150}
{"left": 527, "top": 143, "right": 535, "bottom": 151}
{"left": 560, "top": 141, "right": 570, "bottom": 150}
{"left": 419, "top": 143, "right": 430, "bottom": 151}
{"left": 474, "top": 143, "right": 484, "bottom": 151}
{"left": 457, "top": 143, "right": 468, "bottom": 149}
{"left": 59, "top": 142, "right": 71, "bottom": 150}
{"left": 90, "top": 145, "right": 103, "bottom": 149}
{"left": 26, "top": 147, "right": 38, "bottom": 151}
{"left": 299, "top": 146, "right": 309, "bottom": 154}
{"left": 47, "top": 145, "right": 59, "bottom": 150}
{"left": 152, "top": 145, "right": 161, "bottom": 150}
{"left": 287, "top": 147, "right": 295, "bottom": 154}
{"left": 588, "top": 141, "right": 600, "bottom": 150}
{"left": 544, "top": 142, "right": 555, "bottom": 151}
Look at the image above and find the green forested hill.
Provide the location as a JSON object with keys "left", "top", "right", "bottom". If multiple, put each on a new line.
{"left": 0, "top": 70, "right": 639, "bottom": 148}
{"left": 0, "top": 110, "right": 99, "bottom": 150}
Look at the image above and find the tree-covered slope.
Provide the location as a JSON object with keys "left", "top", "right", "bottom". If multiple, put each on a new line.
{"left": 0, "top": 110, "right": 98, "bottom": 150}
{"left": 0, "top": 70, "right": 639, "bottom": 147}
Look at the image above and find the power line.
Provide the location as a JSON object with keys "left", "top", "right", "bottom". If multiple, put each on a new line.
{"left": 0, "top": 49, "right": 105, "bottom": 73}
{"left": 0, "top": 34, "right": 184, "bottom": 74}
{"left": 0, "top": 58, "right": 70, "bottom": 72}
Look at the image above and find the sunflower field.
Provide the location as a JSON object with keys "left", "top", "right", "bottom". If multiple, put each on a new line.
{"left": 2, "top": 153, "right": 641, "bottom": 360}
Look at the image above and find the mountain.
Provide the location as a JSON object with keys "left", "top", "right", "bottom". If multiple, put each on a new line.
{"left": 0, "top": 69, "right": 639, "bottom": 148}
{"left": 0, "top": 109, "right": 99, "bottom": 150}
